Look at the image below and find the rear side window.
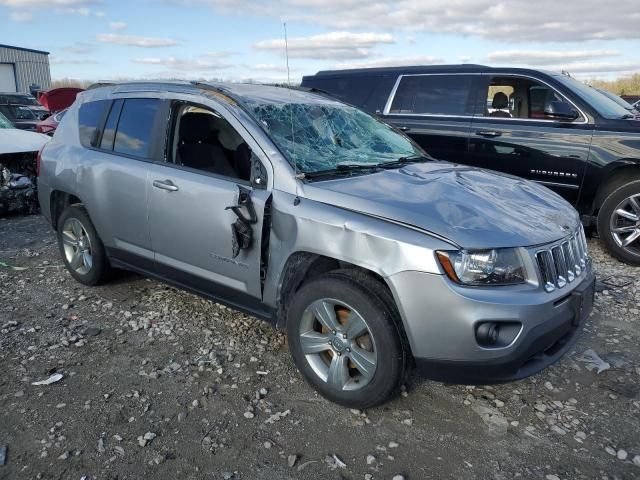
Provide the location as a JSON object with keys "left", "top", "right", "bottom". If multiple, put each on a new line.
{"left": 78, "top": 100, "right": 109, "bottom": 147}
{"left": 113, "top": 99, "right": 160, "bottom": 158}
{"left": 99, "top": 99, "right": 123, "bottom": 150}
{"left": 389, "top": 75, "right": 475, "bottom": 116}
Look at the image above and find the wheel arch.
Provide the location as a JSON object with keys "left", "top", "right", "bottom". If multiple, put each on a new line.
{"left": 49, "top": 190, "right": 83, "bottom": 230}
{"left": 592, "top": 160, "right": 640, "bottom": 217}
{"left": 275, "top": 251, "right": 392, "bottom": 330}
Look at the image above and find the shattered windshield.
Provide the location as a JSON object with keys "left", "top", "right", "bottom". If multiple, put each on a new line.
{"left": 0, "top": 112, "right": 12, "bottom": 128}
{"left": 247, "top": 102, "right": 424, "bottom": 174}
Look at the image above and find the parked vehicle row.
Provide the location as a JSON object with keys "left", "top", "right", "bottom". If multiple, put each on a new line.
{"left": 0, "top": 88, "right": 82, "bottom": 134}
{"left": 38, "top": 81, "right": 595, "bottom": 407}
{"left": 302, "top": 65, "right": 640, "bottom": 265}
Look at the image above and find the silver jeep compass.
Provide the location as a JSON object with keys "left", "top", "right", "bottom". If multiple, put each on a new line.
{"left": 37, "top": 81, "right": 595, "bottom": 408}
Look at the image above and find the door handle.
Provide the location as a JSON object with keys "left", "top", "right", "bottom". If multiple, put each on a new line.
{"left": 475, "top": 130, "right": 502, "bottom": 138}
{"left": 152, "top": 179, "right": 179, "bottom": 192}
{"left": 399, "top": 126, "right": 411, "bottom": 132}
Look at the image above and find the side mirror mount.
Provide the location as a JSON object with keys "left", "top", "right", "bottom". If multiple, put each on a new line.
{"left": 544, "top": 101, "right": 578, "bottom": 121}
{"left": 250, "top": 152, "right": 268, "bottom": 189}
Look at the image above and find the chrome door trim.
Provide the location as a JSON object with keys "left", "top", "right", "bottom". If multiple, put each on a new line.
{"left": 534, "top": 180, "right": 580, "bottom": 190}
{"left": 382, "top": 72, "right": 590, "bottom": 125}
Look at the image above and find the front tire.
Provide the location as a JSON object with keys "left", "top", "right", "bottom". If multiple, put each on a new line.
{"left": 287, "top": 271, "right": 409, "bottom": 408}
{"left": 57, "top": 205, "right": 110, "bottom": 285}
{"left": 597, "top": 180, "right": 640, "bottom": 265}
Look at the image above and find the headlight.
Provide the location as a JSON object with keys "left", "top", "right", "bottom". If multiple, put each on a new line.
{"left": 436, "top": 248, "right": 526, "bottom": 286}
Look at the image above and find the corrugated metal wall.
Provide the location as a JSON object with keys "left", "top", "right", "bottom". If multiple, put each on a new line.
{"left": 0, "top": 46, "right": 51, "bottom": 93}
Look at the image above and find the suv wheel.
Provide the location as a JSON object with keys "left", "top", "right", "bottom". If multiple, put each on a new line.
{"left": 287, "top": 271, "right": 408, "bottom": 408}
{"left": 597, "top": 179, "right": 640, "bottom": 265}
{"left": 57, "top": 205, "right": 110, "bottom": 285}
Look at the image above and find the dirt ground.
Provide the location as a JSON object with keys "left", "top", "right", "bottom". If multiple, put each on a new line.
{"left": 0, "top": 214, "right": 639, "bottom": 480}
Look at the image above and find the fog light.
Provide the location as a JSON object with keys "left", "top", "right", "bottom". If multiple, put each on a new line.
{"left": 476, "top": 322, "right": 500, "bottom": 346}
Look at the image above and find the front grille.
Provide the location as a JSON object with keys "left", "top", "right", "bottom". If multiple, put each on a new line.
{"left": 535, "top": 226, "right": 588, "bottom": 292}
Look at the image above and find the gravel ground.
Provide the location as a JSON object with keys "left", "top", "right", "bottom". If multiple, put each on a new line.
{"left": 0, "top": 214, "right": 639, "bottom": 480}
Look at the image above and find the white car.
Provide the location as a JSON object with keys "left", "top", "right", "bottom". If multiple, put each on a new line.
{"left": 0, "top": 111, "right": 50, "bottom": 215}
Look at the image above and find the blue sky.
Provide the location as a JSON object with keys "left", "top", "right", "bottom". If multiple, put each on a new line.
{"left": 1, "top": 0, "right": 638, "bottom": 83}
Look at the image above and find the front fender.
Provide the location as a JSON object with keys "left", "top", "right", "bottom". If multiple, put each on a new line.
{"left": 262, "top": 190, "right": 454, "bottom": 310}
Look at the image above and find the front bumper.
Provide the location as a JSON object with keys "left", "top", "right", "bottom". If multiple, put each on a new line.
{"left": 387, "top": 262, "right": 595, "bottom": 384}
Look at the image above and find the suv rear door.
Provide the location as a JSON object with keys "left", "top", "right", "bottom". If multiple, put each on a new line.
{"left": 78, "top": 97, "right": 164, "bottom": 271}
{"left": 147, "top": 99, "right": 271, "bottom": 314}
{"left": 468, "top": 73, "right": 594, "bottom": 205}
{"left": 380, "top": 73, "right": 479, "bottom": 164}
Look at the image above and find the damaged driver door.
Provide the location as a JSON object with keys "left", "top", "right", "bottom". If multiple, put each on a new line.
{"left": 148, "top": 101, "right": 270, "bottom": 310}
{"left": 148, "top": 165, "right": 270, "bottom": 305}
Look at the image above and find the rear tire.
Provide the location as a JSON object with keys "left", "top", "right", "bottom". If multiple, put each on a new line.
{"left": 287, "top": 271, "right": 409, "bottom": 408}
{"left": 57, "top": 205, "right": 110, "bottom": 285}
{"left": 597, "top": 179, "right": 640, "bottom": 265}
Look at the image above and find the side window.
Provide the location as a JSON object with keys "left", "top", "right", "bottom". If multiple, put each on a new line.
{"left": 170, "top": 104, "right": 252, "bottom": 181}
{"left": 78, "top": 100, "right": 109, "bottom": 147}
{"left": 99, "top": 99, "right": 123, "bottom": 150}
{"left": 389, "top": 75, "right": 474, "bottom": 116}
{"left": 484, "top": 76, "right": 575, "bottom": 120}
{"left": 113, "top": 98, "right": 160, "bottom": 158}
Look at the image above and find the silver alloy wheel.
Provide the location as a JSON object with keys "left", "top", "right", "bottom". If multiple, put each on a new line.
{"left": 299, "top": 298, "right": 377, "bottom": 392}
{"left": 610, "top": 193, "right": 640, "bottom": 256}
{"left": 61, "top": 217, "right": 93, "bottom": 275}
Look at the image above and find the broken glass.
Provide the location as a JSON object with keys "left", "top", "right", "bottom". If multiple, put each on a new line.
{"left": 246, "top": 103, "right": 423, "bottom": 174}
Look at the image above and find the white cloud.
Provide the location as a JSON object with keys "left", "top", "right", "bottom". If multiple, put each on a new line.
{"left": 8, "top": 11, "right": 32, "bottom": 21}
{"left": 488, "top": 50, "right": 621, "bottom": 65}
{"left": 543, "top": 61, "right": 640, "bottom": 75}
{"left": 50, "top": 57, "right": 98, "bottom": 65}
{"left": 251, "top": 63, "right": 290, "bottom": 72}
{"left": 61, "top": 42, "right": 95, "bottom": 54}
{"left": 97, "top": 34, "right": 179, "bottom": 48}
{"left": 108, "top": 21, "right": 127, "bottom": 31}
{"left": 253, "top": 31, "right": 394, "bottom": 59}
{"left": 2, "top": 0, "right": 97, "bottom": 20}
{"left": 61, "top": 6, "right": 90, "bottom": 15}
{"left": 0, "top": 0, "right": 94, "bottom": 6}
{"left": 133, "top": 55, "right": 232, "bottom": 71}
{"left": 187, "top": 0, "right": 640, "bottom": 43}
{"left": 333, "top": 55, "right": 443, "bottom": 69}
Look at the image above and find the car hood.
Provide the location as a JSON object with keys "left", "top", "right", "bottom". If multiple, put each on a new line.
{"left": 301, "top": 161, "right": 580, "bottom": 249}
{"left": 0, "top": 128, "right": 50, "bottom": 154}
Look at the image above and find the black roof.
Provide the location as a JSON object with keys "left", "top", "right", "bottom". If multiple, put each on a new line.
{"left": 306, "top": 64, "right": 558, "bottom": 79}
{"left": 309, "top": 64, "right": 487, "bottom": 77}
{"left": 0, "top": 44, "right": 50, "bottom": 55}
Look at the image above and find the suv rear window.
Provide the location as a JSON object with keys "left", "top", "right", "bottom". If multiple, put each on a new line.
{"left": 113, "top": 99, "right": 160, "bottom": 158}
{"left": 389, "top": 74, "right": 475, "bottom": 116}
{"left": 79, "top": 100, "right": 109, "bottom": 147}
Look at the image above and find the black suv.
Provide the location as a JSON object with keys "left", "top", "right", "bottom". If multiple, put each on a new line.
{"left": 302, "top": 65, "right": 640, "bottom": 265}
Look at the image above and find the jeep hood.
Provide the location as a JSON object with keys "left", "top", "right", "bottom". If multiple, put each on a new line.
{"left": 301, "top": 161, "right": 580, "bottom": 249}
{"left": 0, "top": 129, "right": 50, "bottom": 155}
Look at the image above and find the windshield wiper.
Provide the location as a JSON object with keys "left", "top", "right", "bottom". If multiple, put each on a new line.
{"left": 378, "top": 154, "right": 431, "bottom": 169}
{"left": 302, "top": 162, "right": 381, "bottom": 179}
{"left": 621, "top": 113, "right": 635, "bottom": 119}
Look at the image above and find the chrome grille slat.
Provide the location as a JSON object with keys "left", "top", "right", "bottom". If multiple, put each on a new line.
{"left": 535, "top": 226, "right": 589, "bottom": 293}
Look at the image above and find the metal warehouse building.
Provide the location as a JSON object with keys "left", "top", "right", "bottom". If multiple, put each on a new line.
{"left": 0, "top": 44, "right": 51, "bottom": 93}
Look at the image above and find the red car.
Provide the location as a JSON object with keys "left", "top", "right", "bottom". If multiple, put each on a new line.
{"left": 35, "top": 87, "right": 84, "bottom": 135}
{"left": 38, "top": 87, "right": 83, "bottom": 113}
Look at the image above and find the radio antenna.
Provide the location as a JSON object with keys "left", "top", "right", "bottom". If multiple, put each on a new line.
{"left": 283, "top": 21, "right": 301, "bottom": 205}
